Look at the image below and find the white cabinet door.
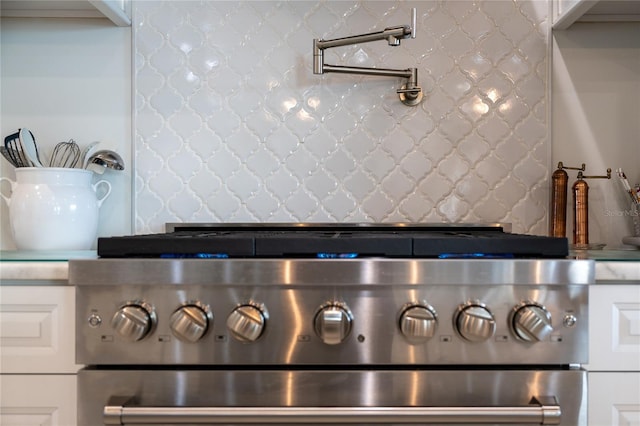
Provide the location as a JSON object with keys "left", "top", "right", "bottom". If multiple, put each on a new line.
{"left": 0, "top": 374, "right": 77, "bottom": 426}
{"left": 0, "top": 286, "right": 81, "bottom": 373}
{"left": 589, "top": 285, "right": 640, "bottom": 371}
{"left": 589, "top": 372, "right": 640, "bottom": 426}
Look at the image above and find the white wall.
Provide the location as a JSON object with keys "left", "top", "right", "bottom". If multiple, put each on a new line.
{"left": 552, "top": 22, "right": 640, "bottom": 248}
{"left": 0, "top": 17, "right": 132, "bottom": 250}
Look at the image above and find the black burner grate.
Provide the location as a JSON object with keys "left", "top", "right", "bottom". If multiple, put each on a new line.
{"left": 97, "top": 224, "right": 568, "bottom": 259}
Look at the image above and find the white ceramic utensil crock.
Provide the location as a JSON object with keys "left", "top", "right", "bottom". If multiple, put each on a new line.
{"left": 0, "top": 167, "right": 111, "bottom": 250}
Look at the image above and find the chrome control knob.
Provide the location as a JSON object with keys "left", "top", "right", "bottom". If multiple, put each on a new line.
{"left": 170, "top": 303, "right": 211, "bottom": 343}
{"left": 111, "top": 302, "right": 155, "bottom": 342}
{"left": 314, "top": 302, "right": 353, "bottom": 345}
{"left": 455, "top": 302, "right": 495, "bottom": 342}
{"left": 510, "top": 302, "right": 553, "bottom": 342}
{"left": 399, "top": 303, "right": 438, "bottom": 344}
{"left": 227, "top": 304, "right": 267, "bottom": 342}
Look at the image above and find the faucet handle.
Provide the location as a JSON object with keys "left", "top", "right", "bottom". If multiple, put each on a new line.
{"left": 397, "top": 86, "right": 422, "bottom": 95}
{"left": 411, "top": 8, "right": 417, "bottom": 39}
{"left": 397, "top": 84, "right": 423, "bottom": 106}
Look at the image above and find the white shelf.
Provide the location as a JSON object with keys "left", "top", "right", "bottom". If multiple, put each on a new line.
{"left": 0, "top": 0, "right": 131, "bottom": 27}
{"left": 554, "top": 0, "right": 640, "bottom": 30}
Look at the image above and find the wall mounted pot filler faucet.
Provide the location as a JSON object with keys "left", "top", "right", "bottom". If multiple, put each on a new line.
{"left": 313, "top": 8, "right": 423, "bottom": 106}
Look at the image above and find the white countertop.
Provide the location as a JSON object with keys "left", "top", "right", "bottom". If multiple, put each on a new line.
{"left": 0, "top": 251, "right": 95, "bottom": 284}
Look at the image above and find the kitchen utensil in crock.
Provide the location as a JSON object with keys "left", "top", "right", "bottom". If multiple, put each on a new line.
{"left": 81, "top": 141, "right": 100, "bottom": 169}
{"left": 86, "top": 149, "right": 125, "bottom": 174}
{"left": 50, "top": 139, "right": 81, "bottom": 168}
{"left": 0, "top": 146, "right": 20, "bottom": 168}
{"left": 4, "top": 129, "right": 43, "bottom": 167}
{"left": 4, "top": 131, "right": 29, "bottom": 167}
{"left": 19, "top": 128, "right": 44, "bottom": 167}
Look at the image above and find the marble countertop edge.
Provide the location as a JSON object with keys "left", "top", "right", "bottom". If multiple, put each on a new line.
{"left": 1, "top": 261, "right": 70, "bottom": 282}
{"left": 593, "top": 261, "right": 640, "bottom": 282}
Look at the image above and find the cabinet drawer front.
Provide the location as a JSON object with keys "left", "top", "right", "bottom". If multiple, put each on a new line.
{"left": 0, "top": 286, "right": 81, "bottom": 373}
{"left": 588, "top": 372, "right": 640, "bottom": 426}
{"left": 589, "top": 285, "right": 640, "bottom": 371}
{"left": 0, "top": 374, "right": 77, "bottom": 426}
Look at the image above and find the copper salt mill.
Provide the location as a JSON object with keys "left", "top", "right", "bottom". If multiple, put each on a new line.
{"left": 572, "top": 168, "right": 611, "bottom": 247}
{"left": 550, "top": 162, "right": 585, "bottom": 238}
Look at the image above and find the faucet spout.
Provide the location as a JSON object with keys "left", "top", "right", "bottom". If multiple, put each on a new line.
{"left": 314, "top": 25, "right": 411, "bottom": 52}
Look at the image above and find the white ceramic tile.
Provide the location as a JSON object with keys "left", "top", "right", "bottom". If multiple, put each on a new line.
{"left": 343, "top": 170, "right": 376, "bottom": 201}
{"left": 363, "top": 147, "right": 395, "bottom": 181}
{"left": 134, "top": 0, "right": 551, "bottom": 235}
{"left": 206, "top": 146, "right": 241, "bottom": 179}
{"left": 265, "top": 167, "right": 299, "bottom": 199}
{"left": 167, "top": 111, "right": 203, "bottom": 138}
{"left": 325, "top": 148, "right": 357, "bottom": 180}
{"left": 400, "top": 150, "right": 432, "bottom": 181}
{"left": 323, "top": 189, "right": 357, "bottom": 221}
{"left": 398, "top": 192, "right": 431, "bottom": 220}
{"left": 245, "top": 147, "right": 280, "bottom": 179}
{"left": 188, "top": 169, "right": 221, "bottom": 199}
{"left": 285, "top": 188, "right": 318, "bottom": 219}
{"left": 381, "top": 172, "right": 414, "bottom": 202}
{"left": 361, "top": 189, "right": 395, "bottom": 220}
{"left": 440, "top": 30, "right": 475, "bottom": 59}
{"left": 246, "top": 190, "right": 281, "bottom": 219}
{"left": 207, "top": 188, "right": 240, "bottom": 219}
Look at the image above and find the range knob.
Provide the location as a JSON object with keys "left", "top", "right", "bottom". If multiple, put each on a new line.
{"left": 170, "top": 303, "right": 212, "bottom": 343}
{"left": 227, "top": 304, "right": 267, "bottom": 342}
{"left": 314, "top": 302, "right": 353, "bottom": 345}
{"left": 510, "top": 301, "right": 553, "bottom": 342}
{"left": 454, "top": 301, "right": 495, "bottom": 342}
{"left": 111, "top": 302, "right": 156, "bottom": 342}
{"left": 399, "top": 303, "right": 438, "bottom": 344}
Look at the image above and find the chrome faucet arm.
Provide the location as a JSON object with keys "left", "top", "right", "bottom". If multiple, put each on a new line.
{"left": 315, "top": 25, "right": 412, "bottom": 50}
{"left": 321, "top": 64, "right": 414, "bottom": 79}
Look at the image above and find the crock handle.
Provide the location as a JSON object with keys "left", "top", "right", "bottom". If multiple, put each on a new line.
{"left": 93, "top": 180, "right": 112, "bottom": 208}
{"left": 0, "top": 177, "right": 15, "bottom": 207}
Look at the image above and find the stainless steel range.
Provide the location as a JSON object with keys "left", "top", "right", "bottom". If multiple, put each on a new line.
{"left": 70, "top": 223, "right": 594, "bottom": 425}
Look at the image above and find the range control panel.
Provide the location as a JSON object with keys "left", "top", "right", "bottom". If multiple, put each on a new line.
{"left": 77, "top": 282, "right": 587, "bottom": 366}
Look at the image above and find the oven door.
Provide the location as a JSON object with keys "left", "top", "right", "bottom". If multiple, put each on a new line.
{"left": 79, "top": 368, "right": 585, "bottom": 425}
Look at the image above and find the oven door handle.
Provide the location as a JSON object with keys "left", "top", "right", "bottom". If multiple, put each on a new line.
{"left": 103, "top": 395, "right": 561, "bottom": 425}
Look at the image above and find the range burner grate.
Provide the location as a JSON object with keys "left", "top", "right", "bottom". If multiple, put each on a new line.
{"left": 97, "top": 224, "right": 568, "bottom": 259}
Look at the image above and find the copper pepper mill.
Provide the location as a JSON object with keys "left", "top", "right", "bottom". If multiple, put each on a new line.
{"left": 550, "top": 162, "right": 585, "bottom": 238}
{"left": 572, "top": 168, "right": 611, "bottom": 247}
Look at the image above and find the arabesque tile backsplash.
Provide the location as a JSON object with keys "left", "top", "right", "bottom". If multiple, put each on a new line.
{"left": 134, "top": 0, "right": 550, "bottom": 234}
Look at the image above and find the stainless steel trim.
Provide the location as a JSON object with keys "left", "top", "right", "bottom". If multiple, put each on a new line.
{"left": 104, "top": 396, "right": 561, "bottom": 425}
{"left": 70, "top": 258, "right": 594, "bottom": 286}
